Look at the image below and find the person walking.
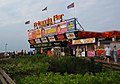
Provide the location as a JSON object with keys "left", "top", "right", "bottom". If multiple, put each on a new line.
{"left": 105, "top": 46, "right": 112, "bottom": 63}
{"left": 113, "top": 46, "right": 118, "bottom": 64}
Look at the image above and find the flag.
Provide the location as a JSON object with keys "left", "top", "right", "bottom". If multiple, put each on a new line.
{"left": 42, "top": 6, "right": 47, "bottom": 11}
{"left": 25, "top": 20, "right": 30, "bottom": 24}
{"left": 67, "top": 2, "right": 74, "bottom": 9}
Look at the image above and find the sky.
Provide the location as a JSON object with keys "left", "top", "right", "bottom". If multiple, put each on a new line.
{"left": 0, "top": 0, "right": 120, "bottom": 52}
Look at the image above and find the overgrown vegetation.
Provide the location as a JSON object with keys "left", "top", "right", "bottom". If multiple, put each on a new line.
{"left": 0, "top": 54, "right": 120, "bottom": 84}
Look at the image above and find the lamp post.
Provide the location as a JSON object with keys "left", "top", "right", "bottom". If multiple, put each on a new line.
{"left": 5, "top": 43, "right": 8, "bottom": 56}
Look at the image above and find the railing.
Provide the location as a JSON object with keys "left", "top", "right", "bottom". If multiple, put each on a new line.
{"left": 0, "top": 68, "right": 16, "bottom": 84}
{"left": 99, "top": 61, "right": 120, "bottom": 71}
{"left": 85, "top": 57, "right": 120, "bottom": 71}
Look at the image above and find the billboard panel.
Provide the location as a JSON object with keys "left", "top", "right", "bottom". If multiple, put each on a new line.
{"left": 43, "top": 25, "right": 57, "bottom": 36}
{"left": 36, "top": 28, "right": 41, "bottom": 38}
{"left": 28, "top": 30, "right": 32, "bottom": 40}
{"left": 67, "top": 18, "right": 76, "bottom": 32}
{"left": 57, "top": 21, "right": 68, "bottom": 34}
{"left": 32, "top": 30, "right": 36, "bottom": 39}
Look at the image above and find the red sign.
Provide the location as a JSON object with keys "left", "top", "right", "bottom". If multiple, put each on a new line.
{"left": 57, "top": 34, "right": 65, "bottom": 41}
{"left": 87, "top": 50, "right": 95, "bottom": 57}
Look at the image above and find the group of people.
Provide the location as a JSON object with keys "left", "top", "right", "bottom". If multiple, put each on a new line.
{"left": 105, "top": 45, "right": 118, "bottom": 64}
{"left": 76, "top": 47, "right": 86, "bottom": 57}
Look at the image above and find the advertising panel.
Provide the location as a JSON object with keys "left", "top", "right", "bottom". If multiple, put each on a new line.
{"left": 28, "top": 30, "right": 32, "bottom": 40}
{"left": 31, "top": 30, "right": 36, "bottom": 39}
{"left": 40, "top": 18, "right": 76, "bottom": 37}
{"left": 35, "top": 38, "right": 41, "bottom": 44}
{"left": 41, "top": 37, "right": 48, "bottom": 43}
{"left": 72, "top": 38, "right": 96, "bottom": 45}
{"left": 43, "top": 25, "right": 57, "bottom": 36}
{"left": 57, "top": 21, "right": 68, "bottom": 34}
{"left": 67, "top": 19, "right": 76, "bottom": 32}
{"left": 48, "top": 36, "right": 56, "bottom": 42}
{"left": 66, "top": 32, "right": 76, "bottom": 39}
{"left": 36, "top": 28, "right": 41, "bottom": 38}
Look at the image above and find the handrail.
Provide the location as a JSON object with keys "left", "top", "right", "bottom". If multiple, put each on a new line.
{"left": 0, "top": 68, "right": 16, "bottom": 84}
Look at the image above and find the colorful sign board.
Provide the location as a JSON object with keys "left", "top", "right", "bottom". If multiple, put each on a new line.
{"left": 72, "top": 38, "right": 96, "bottom": 45}
{"left": 28, "top": 18, "right": 76, "bottom": 40}
{"left": 41, "top": 18, "right": 76, "bottom": 36}
{"left": 43, "top": 25, "right": 57, "bottom": 36}
{"left": 66, "top": 32, "right": 76, "bottom": 39}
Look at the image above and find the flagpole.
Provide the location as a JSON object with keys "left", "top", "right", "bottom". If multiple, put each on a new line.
{"left": 74, "top": 2, "right": 75, "bottom": 18}
{"left": 47, "top": 8, "right": 49, "bottom": 18}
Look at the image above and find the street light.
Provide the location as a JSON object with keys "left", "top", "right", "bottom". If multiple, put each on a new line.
{"left": 5, "top": 43, "right": 8, "bottom": 56}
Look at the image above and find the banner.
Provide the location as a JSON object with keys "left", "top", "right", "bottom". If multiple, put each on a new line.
{"left": 72, "top": 38, "right": 96, "bottom": 45}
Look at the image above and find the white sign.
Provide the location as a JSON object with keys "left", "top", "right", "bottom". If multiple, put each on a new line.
{"left": 48, "top": 36, "right": 56, "bottom": 42}
{"left": 72, "top": 38, "right": 96, "bottom": 45}
{"left": 35, "top": 39, "right": 41, "bottom": 44}
{"left": 66, "top": 32, "right": 76, "bottom": 39}
{"left": 41, "top": 37, "right": 48, "bottom": 43}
